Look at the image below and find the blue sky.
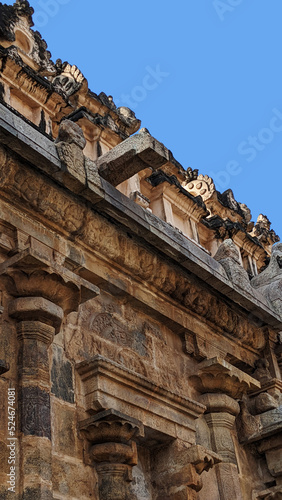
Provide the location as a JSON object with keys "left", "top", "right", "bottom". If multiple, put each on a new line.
{"left": 4, "top": 0, "right": 282, "bottom": 237}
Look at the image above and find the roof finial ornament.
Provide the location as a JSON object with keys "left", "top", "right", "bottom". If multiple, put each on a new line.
{"left": 13, "top": 0, "right": 34, "bottom": 26}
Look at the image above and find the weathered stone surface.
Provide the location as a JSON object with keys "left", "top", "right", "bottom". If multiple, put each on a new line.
{"left": 214, "top": 238, "right": 253, "bottom": 292}
{"left": 19, "top": 386, "right": 51, "bottom": 438}
{"left": 255, "top": 392, "right": 278, "bottom": 414}
{"left": 0, "top": 4, "right": 282, "bottom": 498}
{"left": 252, "top": 243, "right": 282, "bottom": 317}
{"left": 97, "top": 128, "right": 184, "bottom": 186}
{"left": 9, "top": 297, "right": 63, "bottom": 332}
{"left": 51, "top": 345, "right": 74, "bottom": 403}
{"left": 77, "top": 355, "right": 205, "bottom": 441}
{"left": 55, "top": 119, "right": 87, "bottom": 192}
{"left": 190, "top": 357, "right": 261, "bottom": 398}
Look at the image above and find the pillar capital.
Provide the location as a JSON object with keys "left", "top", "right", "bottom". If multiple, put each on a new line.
{"left": 0, "top": 246, "right": 99, "bottom": 314}
{"left": 199, "top": 393, "right": 240, "bottom": 417}
{"left": 79, "top": 409, "right": 143, "bottom": 500}
{"left": 16, "top": 320, "right": 55, "bottom": 345}
{"left": 9, "top": 297, "right": 63, "bottom": 333}
{"left": 190, "top": 357, "right": 260, "bottom": 398}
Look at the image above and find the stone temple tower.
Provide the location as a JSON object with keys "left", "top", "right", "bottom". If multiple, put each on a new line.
{"left": 0, "top": 2, "right": 282, "bottom": 499}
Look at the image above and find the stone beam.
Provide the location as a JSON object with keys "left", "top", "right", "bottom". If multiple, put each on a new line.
{"left": 97, "top": 128, "right": 181, "bottom": 186}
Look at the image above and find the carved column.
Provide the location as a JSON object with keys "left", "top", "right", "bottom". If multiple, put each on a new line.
{"left": 9, "top": 300, "right": 60, "bottom": 500}
{"left": 0, "top": 247, "right": 99, "bottom": 499}
{"left": 190, "top": 357, "right": 260, "bottom": 500}
{"left": 79, "top": 409, "right": 144, "bottom": 500}
{"left": 200, "top": 393, "right": 242, "bottom": 500}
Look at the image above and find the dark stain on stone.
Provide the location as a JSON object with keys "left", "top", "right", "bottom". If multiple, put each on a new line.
{"left": 0, "top": 82, "right": 4, "bottom": 102}
{"left": 132, "top": 329, "right": 148, "bottom": 357}
{"left": 38, "top": 109, "right": 46, "bottom": 134}
{"left": 19, "top": 386, "right": 51, "bottom": 440}
{"left": 51, "top": 345, "right": 74, "bottom": 404}
{"left": 22, "top": 487, "right": 53, "bottom": 500}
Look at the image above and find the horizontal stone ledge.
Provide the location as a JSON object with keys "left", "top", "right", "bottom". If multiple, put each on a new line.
{"left": 0, "top": 104, "right": 281, "bottom": 329}
{"left": 76, "top": 355, "right": 206, "bottom": 442}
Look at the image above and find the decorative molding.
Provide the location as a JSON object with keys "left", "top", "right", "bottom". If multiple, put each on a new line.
{"left": 0, "top": 141, "right": 272, "bottom": 351}
{"left": 76, "top": 355, "right": 205, "bottom": 440}
{"left": 0, "top": 246, "right": 99, "bottom": 319}
{"left": 190, "top": 357, "right": 260, "bottom": 398}
{"left": 79, "top": 409, "right": 143, "bottom": 499}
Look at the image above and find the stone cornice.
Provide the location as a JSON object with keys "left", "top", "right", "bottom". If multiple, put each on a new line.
{"left": 76, "top": 355, "right": 206, "bottom": 438}
{"left": 0, "top": 149, "right": 270, "bottom": 352}
{"left": 0, "top": 105, "right": 281, "bottom": 344}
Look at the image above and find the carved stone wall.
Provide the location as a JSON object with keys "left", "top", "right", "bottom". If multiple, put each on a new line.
{"left": 0, "top": 4, "right": 282, "bottom": 499}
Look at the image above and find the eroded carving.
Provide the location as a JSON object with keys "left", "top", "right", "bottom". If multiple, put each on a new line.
{"left": 252, "top": 243, "right": 282, "bottom": 318}
{"left": 0, "top": 144, "right": 268, "bottom": 351}
{"left": 214, "top": 239, "right": 252, "bottom": 292}
{"left": 53, "top": 61, "right": 86, "bottom": 96}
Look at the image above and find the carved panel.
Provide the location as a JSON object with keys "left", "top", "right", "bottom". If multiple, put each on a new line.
{"left": 19, "top": 386, "right": 51, "bottom": 439}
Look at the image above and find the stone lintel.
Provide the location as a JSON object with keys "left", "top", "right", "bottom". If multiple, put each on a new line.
{"left": 76, "top": 355, "right": 205, "bottom": 441}
{"left": 97, "top": 129, "right": 180, "bottom": 186}
{"left": 190, "top": 357, "right": 261, "bottom": 398}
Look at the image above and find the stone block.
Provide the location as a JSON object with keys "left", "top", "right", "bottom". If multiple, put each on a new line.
{"left": 97, "top": 129, "right": 179, "bottom": 186}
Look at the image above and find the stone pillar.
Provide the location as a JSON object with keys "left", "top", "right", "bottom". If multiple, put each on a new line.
{"left": 79, "top": 409, "right": 144, "bottom": 500}
{"left": 200, "top": 393, "right": 242, "bottom": 500}
{"left": 0, "top": 246, "right": 99, "bottom": 499}
{"left": 190, "top": 357, "right": 260, "bottom": 500}
{"left": 10, "top": 302, "right": 60, "bottom": 500}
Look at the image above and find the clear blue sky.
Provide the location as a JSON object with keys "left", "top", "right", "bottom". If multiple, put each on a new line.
{"left": 4, "top": 0, "right": 282, "bottom": 237}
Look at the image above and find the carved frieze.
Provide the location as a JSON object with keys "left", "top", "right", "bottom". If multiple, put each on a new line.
{"left": 0, "top": 143, "right": 269, "bottom": 351}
